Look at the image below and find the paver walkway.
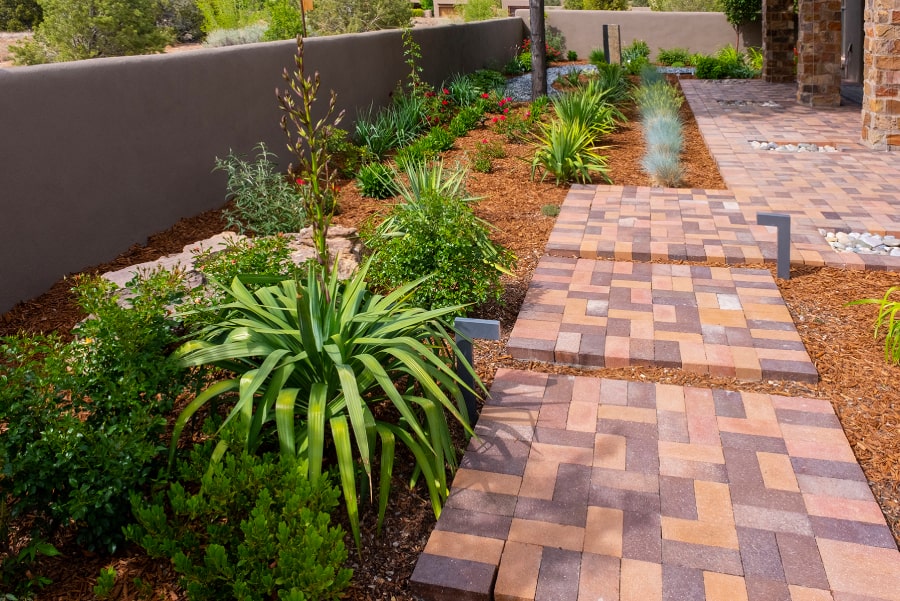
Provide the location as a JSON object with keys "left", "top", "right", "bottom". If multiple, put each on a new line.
{"left": 410, "top": 79, "right": 900, "bottom": 600}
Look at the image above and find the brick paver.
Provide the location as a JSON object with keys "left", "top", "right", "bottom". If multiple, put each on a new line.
{"left": 507, "top": 258, "right": 817, "bottom": 382}
{"left": 410, "top": 370, "right": 900, "bottom": 600}
{"left": 409, "top": 80, "right": 900, "bottom": 599}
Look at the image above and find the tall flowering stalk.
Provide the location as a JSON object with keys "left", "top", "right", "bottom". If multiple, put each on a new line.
{"left": 277, "top": 37, "right": 344, "bottom": 268}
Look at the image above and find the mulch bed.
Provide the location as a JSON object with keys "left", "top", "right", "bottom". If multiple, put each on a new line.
{"left": 3, "top": 76, "right": 899, "bottom": 599}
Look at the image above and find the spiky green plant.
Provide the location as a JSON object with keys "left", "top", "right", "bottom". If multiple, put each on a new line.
{"left": 848, "top": 287, "right": 900, "bottom": 364}
{"left": 171, "top": 261, "right": 480, "bottom": 550}
{"left": 530, "top": 119, "right": 610, "bottom": 185}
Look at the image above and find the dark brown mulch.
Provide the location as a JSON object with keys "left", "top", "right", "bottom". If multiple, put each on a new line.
{"left": 4, "top": 80, "right": 899, "bottom": 600}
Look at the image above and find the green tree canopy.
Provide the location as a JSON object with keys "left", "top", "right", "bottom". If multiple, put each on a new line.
{"left": 721, "top": 0, "right": 760, "bottom": 25}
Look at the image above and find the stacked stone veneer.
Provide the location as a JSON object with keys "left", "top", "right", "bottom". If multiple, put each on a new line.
{"left": 763, "top": 0, "right": 798, "bottom": 83}
{"left": 861, "top": 0, "right": 900, "bottom": 149}
{"left": 796, "top": 0, "right": 843, "bottom": 106}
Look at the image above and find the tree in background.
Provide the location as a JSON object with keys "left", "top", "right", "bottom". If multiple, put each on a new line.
{"left": 721, "top": 0, "right": 760, "bottom": 46}
{"left": 564, "top": 0, "right": 628, "bottom": 9}
{"left": 308, "top": 0, "right": 410, "bottom": 35}
{"left": 463, "top": 0, "right": 499, "bottom": 21}
{"left": 0, "top": 0, "right": 41, "bottom": 31}
{"left": 12, "top": 0, "right": 170, "bottom": 64}
{"left": 649, "top": 0, "right": 723, "bottom": 10}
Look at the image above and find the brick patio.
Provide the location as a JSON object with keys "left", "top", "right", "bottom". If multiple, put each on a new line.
{"left": 410, "top": 79, "right": 900, "bottom": 600}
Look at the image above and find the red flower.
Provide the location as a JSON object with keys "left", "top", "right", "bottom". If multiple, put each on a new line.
{"left": 482, "top": 139, "right": 488, "bottom": 144}
{"left": 503, "top": 108, "right": 509, "bottom": 114}
{"left": 499, "top": 115, "right": 506, "bottom": 121}
{"left": 296, "top": 177, "right": 306, "bottom": 186}
{"left": 441, "top": 99, "right": 449, "bottom": 105}
{"left": 481, "top": 92, "right": 490, "bottom": 99}
{"left": 491, "top": 117, "right": 499, "bottom": 123}
{"left": 442, "top": 88, "right": 450, "bottom": 94}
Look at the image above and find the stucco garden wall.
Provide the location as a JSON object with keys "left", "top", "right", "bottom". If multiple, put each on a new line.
{"left": 0, "top": 19, "right": 523, "bottom": 313}
{"left": 515, "top": 9, "right": 762, "bottom": 59}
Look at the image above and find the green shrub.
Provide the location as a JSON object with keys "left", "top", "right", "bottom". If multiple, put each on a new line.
{"left": 594, "top": 62, "right": 631, "bottom": 104}
{"left": 649, "top": 0, "right": 723, "bottom": 10}
{"left": 541, "top": 204, "right": 561, "bottom": 217}
{"left": 656, "top": 47, "right": 692, "bottom": 66}
{"left": 545, "top": 28, "right": 566, "bottom": 62}
{"left": 172, "top": 259, "right": 482, "bottom": 548}
{"left": 215, "top": 143, "right": 305, "bottom": 236}
{"left": 420, "top": 126, "right": 456, "bottom": 153}
{"left": 0, "top": 0, "right": 42, "bottom": 31}
{"left": 848, "top": 287, "right": 900, "bottom": 364}
{"left": 747, "top": 46, "right": 763, "bottom": 71}
{"left": 693, "top": 46, "right": 757, "bottom": 79}
{"left": 582, "top": 0, "right": 628, "bottom": 8}
{"left": 127, "top": 447, "right": 352, "bottom": 601}
{"left": 564, "top": 0, "right": 583, "bottom": 8}
{"left": 444, "top": 72, "right": 482, "bottom": 106}
{"left": 462, "top": 0, "right": 497, "bottom": 21}
{"left": 263, "top": 0, "right": 304, "bottom": 40}
{"left": 196, "top": 0, "right": 264, "bottom": 32}
{"left": 356, "top": 162, "right": 398, "bottom": 199}
{"left": 567, "top": 50, "right": 578, "bottom": 61}
{"left": 412, "top": 7, "right": 423, "bottom": 16}
{"left": 325, "top": 127, "right": 367, "bottom": 178}
{"left": 190, "top": 234, "right": 297, "bottom": 314}
{"left": 467, "top": 69, "right": 507, "bottom": 94}
{"left": 470, "top": 138, "right": 505, "bottom": 173}
{"left": 530, "top": 119, "right": 611, "bottom": 184}
{"left": 449, "top": 104, "right": 486, "bottom": 137}
{"left": 308, "top": 0, "right": 411, "bottom": 35}
{"left": 365, "top": 163, "right": 515, "bottom": 314}
{"left": 588, "top": 48, "right": 607, "bottom": 66}
{"left": 395, "top": 141, "right": 432, "bottom": 168}
{"left": 12, "top": 0, "right": 170, "bottom": 64}
{"left": 0, "top": 271, "right": 191, "bottom": 557}
{"left": 622, "top": 39, "right": 651, "bottom": 74}
{"left": 552, "top": 81, "right": 624, "bottom": 135}
{"left": 158, "top": 0, "right": 206, "bottom": 43}
{"left": 202, "top": 22, "right": 265, "bottom": 46}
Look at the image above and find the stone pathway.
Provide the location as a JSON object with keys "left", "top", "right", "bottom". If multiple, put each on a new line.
{"left": 409, "top": 79, "right": 900, "bottom": 600}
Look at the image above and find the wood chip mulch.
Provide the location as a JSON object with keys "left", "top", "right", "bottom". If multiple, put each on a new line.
{"left": 4, "top": 79, "right": 899, "bottom": 600}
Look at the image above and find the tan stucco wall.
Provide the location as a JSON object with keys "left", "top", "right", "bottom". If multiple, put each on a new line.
{"left": 0, "top": 19, "right": 523, "bottom": 313}
{"left": 514, "top": 9, "right": 762, "bottom": 59}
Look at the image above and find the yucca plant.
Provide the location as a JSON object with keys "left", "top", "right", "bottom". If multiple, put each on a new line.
{"left": 848, "top": 287, "right": 900, "bottom": 364}
{"left": 171, "top": 260, "right": 480, "bottom": 550}
{"left": 552, "top": 83, "right": 624, "bottom": 136}
{"left": 593, "top": 62, "right": 630, "bottom": 105}
{"left": 530, "top": 119, "right": 610, "bottom": 185}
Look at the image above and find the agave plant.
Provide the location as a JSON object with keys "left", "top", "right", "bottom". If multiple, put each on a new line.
{"left": 531, "top": 119, "right": 610, "bottom": 185}
{"left": 171, "top": 260, "right": 480, "bottom": 549}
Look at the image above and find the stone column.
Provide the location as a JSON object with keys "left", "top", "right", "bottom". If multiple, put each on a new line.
{"left": 861, "top": 0, "right": 900, "bottom": 150}
{"left": 796, "top": 0, "right": 843, "bottom": 106}
{"left": 764, "top": 0, "right": 798, "bottom": 83}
